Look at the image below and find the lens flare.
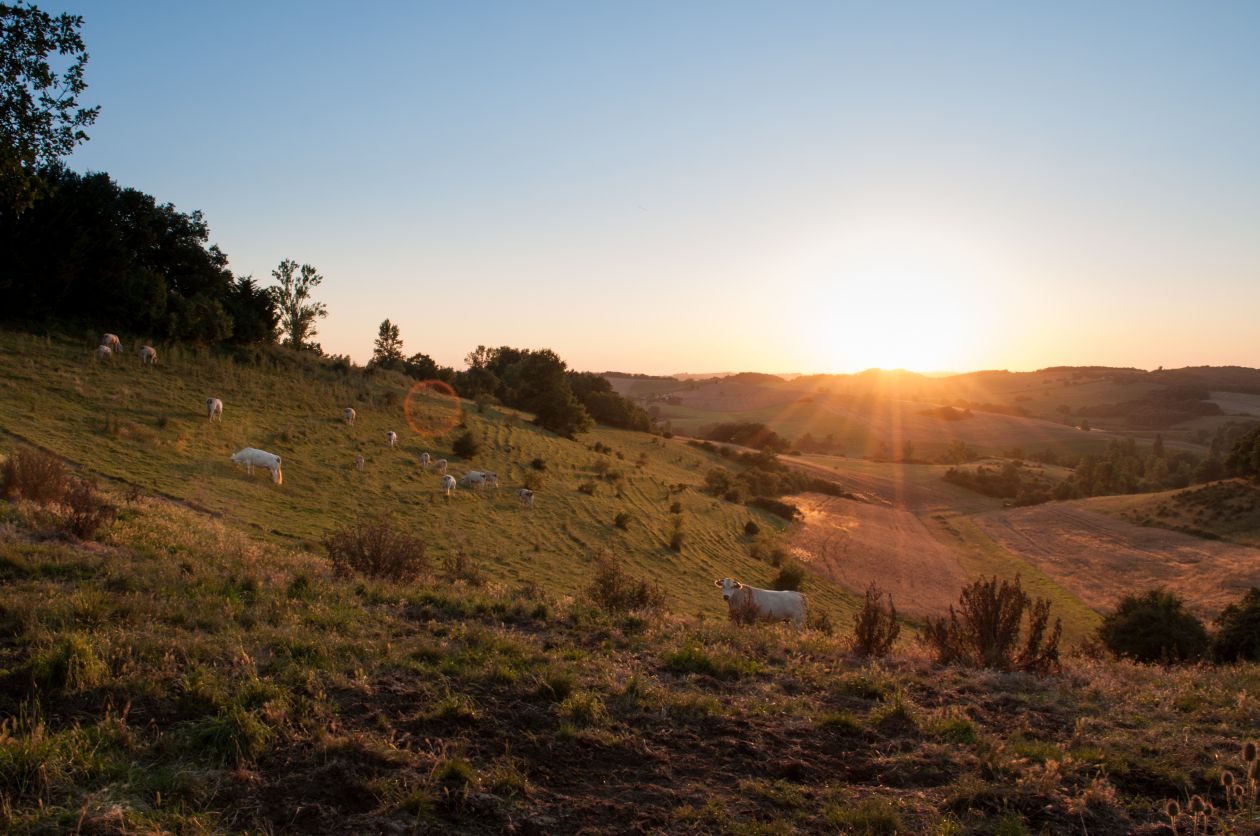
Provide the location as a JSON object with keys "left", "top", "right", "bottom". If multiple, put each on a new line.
{"left": 403, "top": 380, "right": 463, "bottom": 437}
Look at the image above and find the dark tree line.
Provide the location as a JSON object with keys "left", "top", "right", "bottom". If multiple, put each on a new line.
{"left": 1, "top": 165, "right": 277, "bottom": 343}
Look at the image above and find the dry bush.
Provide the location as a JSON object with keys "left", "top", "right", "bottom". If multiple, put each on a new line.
{"left": 586, "top": 553, "right": 665, "bottom": 614}
{"left": 60, "top": 477, "right": 116, "bottom": 540}
{"left": 727, "top": 594, "right": 763, "bottom": 626}
{"left": 442, "top": 552, "right": 485, "bottom": 586}
{"left": 2, "top": 449, "right": 71, "bottom": 504}
{"left": 323, "top": 518, "right": 428, "bottom": 582}
{"left": 923, "top": 575, "right": 1061, "bottom": 673}
{"left": 851, "top": 584, "right": 899, "bottom": 657}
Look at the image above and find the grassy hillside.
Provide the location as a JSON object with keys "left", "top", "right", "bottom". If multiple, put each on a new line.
{"left": 1088, "top": 479, "right": 1260, "bottom": 548}
{"left": 0, "top": 330, "right": 857, "bottom": 622}
{"left": 2, "top": 480, "right": 1259, "bottom": 832}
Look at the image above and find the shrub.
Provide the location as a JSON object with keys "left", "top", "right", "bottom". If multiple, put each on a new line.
{"left": 669, "top": 501, "right": 682, "bottom": 514}
{"left": 770, "top": 560, "right": 805, "bottom": 592}
{"left": 323, "top": 518, "right": 428, "bottom": 581}
{"left": 585, "top": 553, "right": 665, "bottom": 614}
{"left": 60, "top": 476, "right": 116, "bottom": 540}
{"left": 1213, "top": 587, "right": 1260, "bottom": 662}
{"left": 668, "top": 515, "right": 684, "bottom": 552}
{"left": 613, "top": 512, "right": 632, "bottom": 530}
{"left": 441, "top": 552, "right": 485, "bottom": 586}
{"left": 852, "top": 584, "right": 899, "bottom": 657}
{"left": 923, "top": 576, "right": 1061, "bottom": 673}
{"left": 747, "top": 496, "right": 801, "bottom": 521}
{"left": 531, "top": 457, "right": 547, "bottom": 471}
{"left": 452, "top": 430, "right": 479, "bottom": 459}
{"left": 577, "top": 481, "right": 597, "bottom": 496}
{"left": 1098, "top": 589, "right": 1208, "bottom": 663}
{"left": 743, "top": 520, "right": 761, "bottom": 536}
{"left": 1, "top": 449, "right": 70, "bottom": 504}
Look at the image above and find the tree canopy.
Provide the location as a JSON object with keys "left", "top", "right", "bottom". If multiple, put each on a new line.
{"left": 269, "top": 260, "right": 326, "bottom": 352}
{"left": 1, "top": 1, "right": 100, "bottom": 215}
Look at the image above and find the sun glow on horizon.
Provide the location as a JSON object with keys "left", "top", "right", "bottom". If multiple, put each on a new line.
{"left": 792, "top": 225, "right": 1004, "bottom": 374}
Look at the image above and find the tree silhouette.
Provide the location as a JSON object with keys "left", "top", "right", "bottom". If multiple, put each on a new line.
{"left": 269, "top": 259, "right": 326, "bottom": 350}
{"left": 1, "top": 1, "right": 100, "bottom": 215}
{"left": 372, "top": 319, "right": 403, "bottom": 367}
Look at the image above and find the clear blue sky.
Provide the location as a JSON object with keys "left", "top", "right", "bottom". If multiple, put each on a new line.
{"left": 63, "top": 1, "right": 1260, "bottom": 374}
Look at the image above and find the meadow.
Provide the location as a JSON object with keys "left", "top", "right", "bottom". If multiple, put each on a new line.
{"left": 2, "top": 329, "right": 1260, "bottom": 833}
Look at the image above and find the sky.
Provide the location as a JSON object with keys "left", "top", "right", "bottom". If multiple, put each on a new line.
{"left": 60, "top": 1, "right": 1260, "bottom": 375}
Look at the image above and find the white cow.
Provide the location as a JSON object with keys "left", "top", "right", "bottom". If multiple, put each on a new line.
{"left": 482, "top": 471, "right": 499, "bottom": 489}
{"left": 419, "top": 452, "right": 431, "bottom": 468}
{"left": 459, "top": 470, "right": 486, "bottom": 488}
{"left": 139, "top": 345, "right": 158, "bottom": 365}
{"left": 516, "top": 488, "right": 534, "bottom": 508}
{"left": 441, "top": 474, "right": 456, "bottom": 496}
{"left": 714, "top": 578, "right": 806, "bottom": 629}
{"left": 434, "top": 458, "right": 447, "bottom": 475}
{"left": 206, "top": 397, "right": 223, "bottom": 422}
{"left": 343, "top": 407, "right": 356, "bottom": 425}
{"left": 230, "top": 447, "right": 283, "bottom": 485}
{"left": 96, "top": 344, "right": 112, "bottom": 362}
{"left": 354, "top": 453, "right": 365, "bottom": 470}
{"left": 101, "top": 333, "right": 122, "bottom": 352}
{"left": 386, "top": 431, "right": 398, "bottom": 448}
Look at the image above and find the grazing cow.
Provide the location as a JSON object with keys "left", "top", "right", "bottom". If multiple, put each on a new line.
{"left": 386, "top": 431, "right": 398, "bottom": 448}
{"left": 206, "top": 397, "right": 223, "bottom": 422}
{"left": 96, "top": 344, "right": 112, "bottom": 362}
{"left": 434, "top": 458, "right": 447, "bottom": 475}
{"left": 139, "top": 345, "right": 158, "bottom": 365}
{"left": 419, "top": 452, "right": 431, "bottom": 468}
{"left": 230, "top": 447, "right": 283, "bottom": 485}
{"left": 482, "top": 471, "right": 499, "bottom": 489}
{"left": 516, "top": 488, "right": 534, "bottom": 508}
{"left": 101, "top": 333, "right": 122, "bottom": 352}
{"left": 459, "top": 470, "right": 486, "bottom": 488}
{"left": 354, "top": 453, "right": 365, "bottom": 470}
{"left": 343, "top": 407, "right": 356, "bottom": 425}
{"left": 714, "top": 578, "right": 807, "bottom": 629}
{"left": 441, "top": 474, "right": 456, "bottom": 496}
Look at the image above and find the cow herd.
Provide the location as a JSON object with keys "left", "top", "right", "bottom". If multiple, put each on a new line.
{"left": 96, "top": 334, "right": 810, "bottom": 626}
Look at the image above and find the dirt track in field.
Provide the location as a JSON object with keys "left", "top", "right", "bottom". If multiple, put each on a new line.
{"left": 787, "top": 493, "right": 970, "bottom": 617}
{"left": 973, "top": 503, "right": 1260, "bottom": 619}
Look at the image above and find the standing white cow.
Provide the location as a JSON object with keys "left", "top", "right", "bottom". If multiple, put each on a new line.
{"left": 714, "top": 578, "right": 806, "bottom": 629}
{"left": 354, "top": 453, "right": 365, "bottom": 471}
{"left": 419, "top": 452, "right": 431, "bottom": 468}
{"left": 96, "top": 344, "right": 112, "bottom": 362}
{"left": 139, "top": 345, "right": 158, "bottom": 365}
{"left": 205, "top": 397, "right": 223, "bottom": 422}
{"left": 101, "top": 333, "right": 122, "bottom": 352}
{"left": 441, "top": 474, "right": 456, "bottom": 496}
{"left": 230, "top": 448, "right": 283, "bottom": 484}
{"left": 459, "top": 471, "right": 486, "bottom": 488}
{"left": 481, "top": 471, "right": 499, "bottom": 489}
{"left": 386, "top": 431, "right": 398, "bottom": 448}
{"left": 343, "top": 407, "right": 356, "bottom": 425}
{"left": 516, "top": 488, "right": 534, "bottom": 508}
{"left": 434, "top": 458, "right": 447, "bottom": 475}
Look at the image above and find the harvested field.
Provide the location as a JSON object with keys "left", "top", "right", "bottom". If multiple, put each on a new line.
{"left": 974, "top": 503, "right": 1260, "bottom": 619}
{"left": 787, "top": 493, "right": 970, "bottom": 618}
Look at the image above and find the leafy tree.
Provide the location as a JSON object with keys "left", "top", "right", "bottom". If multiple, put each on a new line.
{"left": 223, "top": 276, "right": 278, "bottom": 345}
{"left": 1, "top": 1, "right": 100, "bottom": 215}
{"left": 1152, "top": 433, "right": 1165, "bottom": 458}
{"left": 403, "top": 351, "right": 448, "bottom": 381}
{"left": 1212, "top": 587, "right": 1260, "bottom": 663}
{"left": 1097, "top": 590, "right": 1208, "bottom": 663}
{"left": 371, "top": 318, "right": 404, "bottom": 368}
{"left": 1226, "top": 426, "right": 1260, "bottom": 480}
{"left": 269, "top": 259, "right": 326, "bottom": 351}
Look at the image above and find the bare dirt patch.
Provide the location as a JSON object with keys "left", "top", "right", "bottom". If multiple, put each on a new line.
{"left": 787, "top": 493, "right": 971, "bottom": 617}
{"left": 973, "top": 503, "right": 1260, "bottom": 619}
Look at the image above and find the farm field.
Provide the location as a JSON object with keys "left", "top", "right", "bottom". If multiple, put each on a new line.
{"left": 972, "top": 502, "right": 1260, "bottom": 620}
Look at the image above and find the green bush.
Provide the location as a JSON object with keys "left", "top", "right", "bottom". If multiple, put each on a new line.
{"left": 1213, "top": 587, "right": 1260, "bottom": 662}
{"left": 770, "top": 560, "right": 805, "bottom": 592}
{"left": 586, "top": 553, "right": 665, "bottom": 614}
{"left": 613, "top": 512, "right": 632, "bottom": 530}
{"left": 743, "top": 520, "right": 761, "bottom": 536}
{"left": 1097, "top": 589, "right": 1208, "bottom": 663}
{"left": 452, "top": 430, "right": 479, "bottom": 459}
